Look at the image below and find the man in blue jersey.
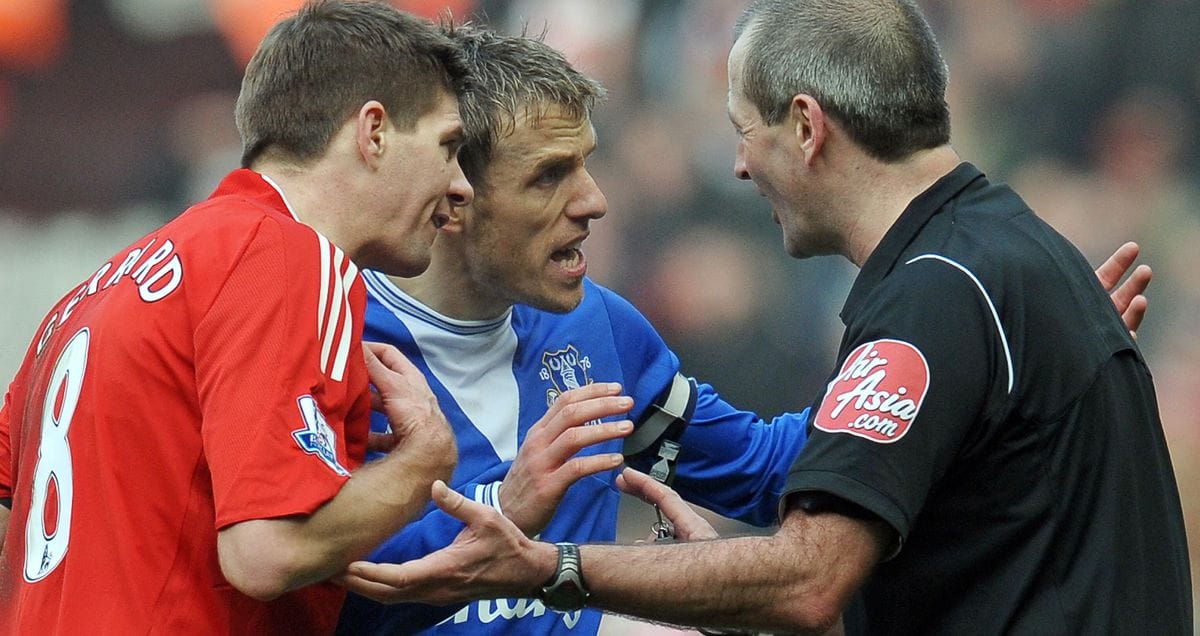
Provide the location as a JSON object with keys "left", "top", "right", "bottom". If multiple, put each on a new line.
{"left": 337, "top": 23, "right": 815, "bottom": 635}
{"left": 336, "top": 20, "right": 1154, "bottom": 636}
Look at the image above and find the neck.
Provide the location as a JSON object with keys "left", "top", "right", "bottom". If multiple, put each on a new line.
{"left": 388, "top": 238, "right": 511, "bottom": 321}
{"left": 837, "top": 145, "right": 962, "bottom": 267}
{"left": 255, "top": 160, "right": 362, "bottom": 259}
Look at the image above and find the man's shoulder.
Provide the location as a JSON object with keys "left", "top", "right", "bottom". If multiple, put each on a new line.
{"left": 164, "top": 192, "right": 333, "bottom": 285}
{"left": 177, "top": 191, "right": 310, "bottom": 242}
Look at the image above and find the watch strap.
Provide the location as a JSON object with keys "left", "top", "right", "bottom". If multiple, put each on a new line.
{"left": 539, "top": 542, "right": 589, "bottom": 611}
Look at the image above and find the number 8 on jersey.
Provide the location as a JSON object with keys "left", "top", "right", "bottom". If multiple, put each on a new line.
{"left": 24, "top": 327, "right": 89, "bottom": 582}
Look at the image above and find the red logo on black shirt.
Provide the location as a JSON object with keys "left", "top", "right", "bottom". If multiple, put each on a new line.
{"left": 814, "top": 339, "right": 929, "bottom": 443}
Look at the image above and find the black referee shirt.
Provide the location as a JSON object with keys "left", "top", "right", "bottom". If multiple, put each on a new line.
{"left": 783, "top": 163, "right": 1192, "bottom": 634}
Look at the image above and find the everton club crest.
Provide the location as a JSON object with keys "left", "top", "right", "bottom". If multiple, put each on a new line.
{"left": 539, "top": 344, "right": 593, "bottom": 406}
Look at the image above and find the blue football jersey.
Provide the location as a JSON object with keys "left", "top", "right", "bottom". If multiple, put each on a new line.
{"left": 336, "top": 273, "right": 810, "bottom": 635}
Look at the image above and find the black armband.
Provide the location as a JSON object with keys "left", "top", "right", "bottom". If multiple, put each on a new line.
{"left": 623, "top": 373, "right": 698, "bottom": 541}
{"left": 622, "top": 373, "right": 697, "bottom": 486}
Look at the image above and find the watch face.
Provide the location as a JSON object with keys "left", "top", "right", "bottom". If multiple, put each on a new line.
{"left": 544, "top": 579, "right": 587, "bottom": 611}
{"left": 541, "top": 542, "right": 589, "bottom": 611}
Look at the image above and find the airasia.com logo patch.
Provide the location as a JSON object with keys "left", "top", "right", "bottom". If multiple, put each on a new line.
{"left": 814, "top": 339, "right": 929, "bottom": 443}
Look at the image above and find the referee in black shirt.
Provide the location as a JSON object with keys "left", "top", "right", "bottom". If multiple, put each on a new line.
{"left": 333, "top": 1, "right": 1192, "bottom": 633}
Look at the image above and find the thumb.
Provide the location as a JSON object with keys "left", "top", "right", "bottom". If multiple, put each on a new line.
{"left": 367, "top": 431, "right": 399, "bottom": 453}
{"left": 362, "top": 344, "right": 391, "bottom": 386}
{"left": 616, "top": 467, "right": 658, "bottom": 503}
{"left": 431, "top": 480, "right": 490, "bottom": 525}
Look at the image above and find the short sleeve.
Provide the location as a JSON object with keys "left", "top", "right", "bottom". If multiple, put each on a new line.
{"left": 195, "top": 219, "right": 366, "bottom": 529}
{"left": 782, "top": 258, "right": 999, "bottom": 540}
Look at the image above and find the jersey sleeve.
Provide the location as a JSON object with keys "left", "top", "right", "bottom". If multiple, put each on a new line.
{"left": 782, "top": 259, "right": 997, "bottom": 543}
{"left": 592, "top": 286, "right": 682, "bottom": 410}
{"left": 195, "top": 219, "right": 363, "bottom": 529}
{"left": 665, "top": 385, "right": 810, "bottom": 527}
{"left": 590, "top": 285, "right": 813, "bottom": 526}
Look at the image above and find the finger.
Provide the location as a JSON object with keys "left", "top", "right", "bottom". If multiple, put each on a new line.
{"left": 363, "top": 343, "right": 385, "bottom": 378}
{"left": 1124, "top": 295, "right": 1148, "bottom": 338}
{"left": 525, "top": 392, "right": 631, "bottom": 454}
{"left": 533, "top": 384, "right": 624, "bottom": 435}
{"left": 363, "top": 344, "right": 402, "bottom": 395}
{"left": 345, "top": 557, "right": 448, "bottom": 589}
{"left": 546, "top": 419, "right": 634, "bottom": 463}
{"left": 363, "top": 340, "right": 390, "bottom": 357}
{"left": 618, "top": 468, "right": 718, "bottom": 541}
{"left": 670, "top": 507, "right": 719, "bottom": 542}
{"left": 367, "top": 431, "right": 399, "bottom": 453}
{"left": 365, "top": 341, "right": 423, "bottom": 378}
{"left": 557, "top": 452, "right": 626, "bottom": 482}
{"left": 534, "top": 395, "right": 633, "bottom": 446}
{"left": 343, "top": 560, "right": 404, "bottom": 586}
{"left": 342, "top": 560, "right": 452, "bottom": 605}
{"left": 335, "top": 571, "right": 409, "bottom": 603}
{"left": 615, "top": 467, "right": 665, "bottom": 503}
{"left": 556, "top": 382, "right": 624, "bottom": 404}
{"left": 342, "top": 554, "right": 473, "bottom": 606}
{"left": 1111, "top": 264, "right": 1152, "bottom": 314}
{"left": 1094, "top": 241, "right": 1139, "bottom": 292}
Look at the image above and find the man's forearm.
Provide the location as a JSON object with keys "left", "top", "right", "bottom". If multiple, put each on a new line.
{"left": 579, "top": 509, "right": 887, "bottom": 634}
{"left": 338, "top": 482, "right": 887, "bottom": 634}
{"left": 218, "top": 436, "right": 454, "bottom": 600}
{"left": 300, "top": 438, "right": 455, "bottom": 566}
{"left": 585, "top": 536, "right": 800, "bottom": 631}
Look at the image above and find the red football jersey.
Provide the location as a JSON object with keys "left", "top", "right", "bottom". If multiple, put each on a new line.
{"left": 0, "top": 170, "right": 370, "bottom": 634}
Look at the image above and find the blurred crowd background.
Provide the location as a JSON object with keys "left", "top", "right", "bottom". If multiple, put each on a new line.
{"left": 1, "top": 0, "right": 1197, "bottom": 631}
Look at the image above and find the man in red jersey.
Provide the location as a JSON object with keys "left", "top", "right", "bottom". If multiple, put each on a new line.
{"left": 0, "top": 1, "right": 476, "bottom": 633}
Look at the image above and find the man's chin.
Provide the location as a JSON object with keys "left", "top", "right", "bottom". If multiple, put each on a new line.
{"left": 524, "top": 287, "right": 584, "bottom": 315}
{"left": 373, "top": 255, "right": 431, "bottom": 278}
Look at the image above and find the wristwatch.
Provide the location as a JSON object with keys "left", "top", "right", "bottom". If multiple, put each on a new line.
{"left": 538, "top": 542, "right": 590, "bottom": 611}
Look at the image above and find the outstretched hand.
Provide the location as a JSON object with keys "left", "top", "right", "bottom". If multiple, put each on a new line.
{"left": 500, "top": 383, "right": 634, "bottom": 535}
{"left": 1094, "top": 241, "right": 1151, "bottom": 337}
{"left": 336, "top": 480, "right": 554, "bottom": 606}
{"left": 616, "top": 468, "right": 719, "bottom": 542}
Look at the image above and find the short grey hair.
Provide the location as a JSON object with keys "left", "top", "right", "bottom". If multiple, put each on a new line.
{"left": 734, "top": 0, "right": 950, "bottom": 161}
{"left": 441, "top": 22, "right": 606, "bottom": 191}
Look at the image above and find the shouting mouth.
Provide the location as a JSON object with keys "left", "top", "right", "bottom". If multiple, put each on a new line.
{"left": 550, "top": 238, "right": 587, "bottom": 277}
